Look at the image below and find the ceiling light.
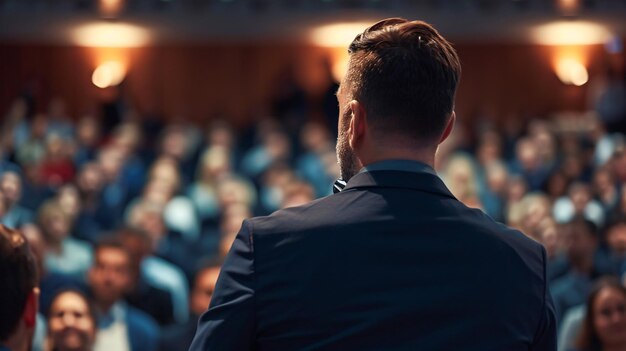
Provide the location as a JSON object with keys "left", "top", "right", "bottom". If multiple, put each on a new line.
{"left": 531, "top": 21, "right": 612, "bottom": 46}
{"left": 73, "top": 22, "right": 151, "bottom": 48}
{"left": 311, "top": 22, "right": 372, "bottom": 48}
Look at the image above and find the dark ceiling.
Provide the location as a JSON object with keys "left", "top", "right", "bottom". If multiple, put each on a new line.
{"left": 1, "top": 0, "right": 625, "bottom": 44}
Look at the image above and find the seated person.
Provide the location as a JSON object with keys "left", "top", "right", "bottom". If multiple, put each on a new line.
{"left": 38, "top": 200, "right": 92, "bottom": 280}
{"left": 87, "top": 237, "right": 159, "bottom": 351}
{"left": 550, "top": 217, "right": 616, "bottom": 322}
{"left": 575, "top": 277, "right": 626, "bottom": 351}
{"left": 117, "top": 227, "right": 175, "bottom": 326}
{"left": 160, "top": 261, "right": 221, "bottom": 351}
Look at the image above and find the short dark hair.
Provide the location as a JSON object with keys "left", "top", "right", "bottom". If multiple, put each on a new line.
{"left": 0, "top": 224, "right": 38, "bottom": 341}
{"left": 93, "top": 235, "right": 131, "bottom": 268}
{"left": 345, "top": 18, "right": 461, "bottom": 141}
{"left": 117, "top": 226, "right": 152, "bottom": 248}
{"left": 568, "top": 216, "right": 598, "bottom": 238}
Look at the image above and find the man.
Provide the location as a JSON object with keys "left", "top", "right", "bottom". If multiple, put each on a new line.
{"left": 160, "top": 261, "right": 221, "bottom": 351}
{"left": 0, "top": 224, "right": 39, "bottom": 351}
{"left": 88, "top": 237, "right": 159, "bottom": 351}
{"left": 118, "top": 227, "right": 175, "bottom": 326}
{"left": 550, "top": 217, "right": 615, "bottom": 322}
{"left": 190, "top": 18, "right": 556, "bottom": 350}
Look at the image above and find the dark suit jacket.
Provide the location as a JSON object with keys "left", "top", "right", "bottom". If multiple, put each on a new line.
{"left": 190, "top": 170, "right": 557, "bottom": 350}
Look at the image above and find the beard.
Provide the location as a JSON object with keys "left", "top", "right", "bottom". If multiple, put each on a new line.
{"left": 336, "top": 117, "right": 359, "bottom": 182}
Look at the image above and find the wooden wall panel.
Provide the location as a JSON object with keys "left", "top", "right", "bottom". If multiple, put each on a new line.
{"left": 0, "top": 42, "right": 615, "bottom": 129}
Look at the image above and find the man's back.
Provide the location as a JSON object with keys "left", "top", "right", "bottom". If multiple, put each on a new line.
{"left": 191, "top": 170, "right": 556, "bottom": 350}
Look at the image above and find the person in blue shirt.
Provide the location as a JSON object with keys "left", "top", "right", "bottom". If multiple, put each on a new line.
{"left": 87, "top": 236, "right": 159, "bottom": 351}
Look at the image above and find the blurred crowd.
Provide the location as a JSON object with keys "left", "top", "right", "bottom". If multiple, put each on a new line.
{"left": 2, "top": 81, "right": 626, "bottom": 350}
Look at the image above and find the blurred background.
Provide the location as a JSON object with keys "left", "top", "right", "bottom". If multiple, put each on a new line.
{"left": 1, "top": 1, "right": 626, "bottom": 351}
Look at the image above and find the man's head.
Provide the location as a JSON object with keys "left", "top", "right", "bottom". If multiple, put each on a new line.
{"left": 88, "top": 237, "right": 132, "bottom": 309}
{"left": 0, "top": 171, "right": 22, "bottom": 208}
{"left": 336, "top": 18, "right": 461, "bottom": 180}
{"left": 47, "top": 289, "right": 96, "bottom": 351}
{"left": 0, "top": 224, "right": 39, "bottom": 351}
{"left": 605, "top": 218, "right": 626, "bottom": 257}
{"left": 563, "top": 216, "right": 598, "bottom": 268}
{"left": 37, "top": 200, "right": 71, "bottom": 244}
{"left": 117, "top": 227, "right": 153, "bottom": 279}
{"left": 190, "top": 262, "right": 222, "bottom": 316}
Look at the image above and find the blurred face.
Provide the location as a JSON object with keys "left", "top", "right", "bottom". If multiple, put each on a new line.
{"left": 516, "top": 139, "right": 539, "bottom": 171}
{"left": 45, "top": 211, "right": 71, "bottom": 242}
{"left": 162, "top": 130, "right": 187, "bottom": 159}
{"left": 190, "top": 267, "right": 221, "bottom": 316}
{"left": 48, "top": 292, "right": 96, "bottom": 351}
{"left": 0, "top": 172, "right": 21, "bottom": 204}
{"left": 150, "top": 160, "right": 180, "bottom": 192}
{"left": 593, "top": 287, "right": 626, "bottom": 347}
{"left": 507, "top": 178, "right": 528, "bottom": 203}
{"left": 335, "top": 83, "right": 359, "bottom": 181}
{"left": 208, "top": 126, "right": 234, "bottom": 149}
{"left": 77, "top": 117, "right": 100, "bottom": 147}
{"left": 119, "top": 235, "right": 149, "bottom": 280}
{"left": 570, "top": 185, "right": 591, "bottom": 213}
{"left": 564, "top": 225, "right": 597, "bottom": 263}
{"left": 98, "top": 148, "right": 124, "bottom": 181}
{"left": 594, "top": 170, "right": 614, "bottom": 195}
{"left": 58, "top": 186, "right": 81, "bottom": 219}
{"left": 540, "top": 224, "right": 559, "bottom": 258}
{"left": 89, "top": 247, "right": 132, "bottom": 306}
{"left": 78, "top": 164, "right": 104, "bottom": 194}
{"left": 607, "top": 224, "right": 626, "bottom": 257}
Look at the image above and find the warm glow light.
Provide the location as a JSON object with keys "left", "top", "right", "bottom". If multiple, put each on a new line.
{"left": 531, "top": 21, "right": 612, "bottom": 46}
{"left": 555, "top": 58, "right": 588, "bottom": 86}
{"left": 92, "top": 61, "right": 126, "bottom": 88}
{"left": 557, "top": 0, "right": 580, "bottom": 15}
{"left": 311, "top": 22, "right": 372, "bottom": 47}
{"left": 73, "top": 23, "right": 150, "bottom": 48}
{"left": 99, "top": 0, "right": 124, "bottom": 18}
{"left": 331, "top": 50, "right": 349, "bottom": 82}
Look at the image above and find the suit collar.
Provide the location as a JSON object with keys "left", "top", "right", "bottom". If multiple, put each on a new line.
{"left": 342, "top": 170, "right": 457, "bottom": 200}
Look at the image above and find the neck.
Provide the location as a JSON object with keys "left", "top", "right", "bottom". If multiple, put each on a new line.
{"left": 360, "top": 144, "right": 436, "bottom": 169}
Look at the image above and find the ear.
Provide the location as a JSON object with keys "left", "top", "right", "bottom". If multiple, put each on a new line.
{"left": 348, "top": 100, "right": 367, "bottom": 149}
{"left": 438, "top": 111, "right": 456, "bottom": 145}
{"left": 23, "top": 288, "right": 39, "bottom": 328}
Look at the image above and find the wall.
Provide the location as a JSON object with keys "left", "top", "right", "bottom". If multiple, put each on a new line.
{"left": 0, "top": 42, "right": 613, "bottom": 129}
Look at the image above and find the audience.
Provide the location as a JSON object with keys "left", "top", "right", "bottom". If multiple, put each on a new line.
{"left": 0, "top": 75, "right": 624, "bottom": 350}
